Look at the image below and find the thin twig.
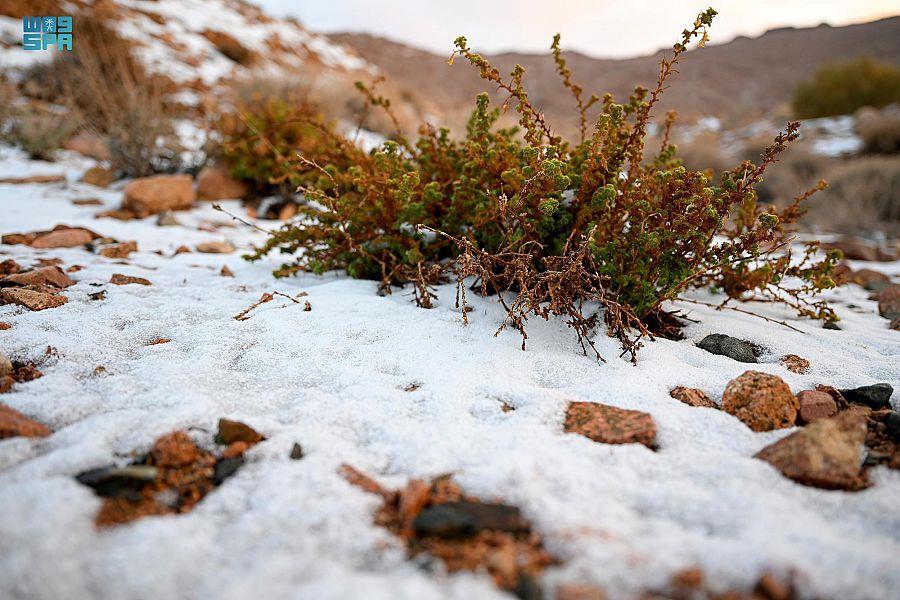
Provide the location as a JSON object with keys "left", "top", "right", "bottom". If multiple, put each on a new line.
{"left": 677, "top": 297, "right": 805, "bottom": 333}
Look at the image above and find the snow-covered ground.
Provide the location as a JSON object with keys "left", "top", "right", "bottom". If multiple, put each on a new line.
{"left": 0, "top": 146, "right": 898, "bottom": 600}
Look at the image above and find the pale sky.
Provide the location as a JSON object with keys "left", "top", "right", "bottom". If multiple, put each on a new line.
{"left": 257, "top": 0, "right": 900, "bottom": 58}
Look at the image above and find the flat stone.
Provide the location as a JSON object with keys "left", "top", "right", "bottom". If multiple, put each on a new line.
{"left": 696, "top": 334, "right": 757, "bottom": 363}
{"left": 110, "top": 273, "right": 151, "bottom": 286}
{"left": 564, "top": 401, "right": 657, "bottom": 447}
{"left": 669, "top": 386, "right": 717, "bottom": 408}
{"left": 755, "top": 409, "right": 869, "bottom": 490}
{"left": 412, "top": 501, "right": 528, "bottom": 538}
{"left": 122, "top": 174, "right": 195, "bottom": 217}
{"left": 722, "top": 371, "right": 798, "bottom": 432}
{"left": 0, "top": 288, "right": 68, "bottom": 311}
{"left": 76, "top": 465, "right": 158, "bottom": 498}
{"left": 195, "top": 241, "right": 235, "bottom": 254}
{"left": 1, "top": 266, "right": 74, "bottom": 288}
{"left": 779, "top": 354, "right": 810, "bottom": 374}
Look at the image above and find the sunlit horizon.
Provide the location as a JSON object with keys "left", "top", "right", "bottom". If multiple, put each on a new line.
{"left": 257, "top": 0, "right": 900, "bottom": 58}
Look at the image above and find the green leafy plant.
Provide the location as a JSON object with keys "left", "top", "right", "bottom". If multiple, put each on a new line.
{"left": 249, "top": 8, "right": 839, "bottom": 360}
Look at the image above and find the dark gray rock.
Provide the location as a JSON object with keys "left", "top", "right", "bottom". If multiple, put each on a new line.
{"left": 76, "top": 465, "right": 158, "bottom": 499}
{"left": 412, "top": 501, "right": 528, "bottom": 538}
{"left": 885, "top": 411, "right": 900, "bottom": 441}
{"left": 839, "top": 383, "right": 894, "bottom": 410}
{"left": 213, "top": 456, "right": 244, "bottom": 485}
{"left": 289, "top": 443, "right": 304, "bottom": 460}
{"left": 822, "top": 320, "right": 841, "bottom": 330}
{"left": 697, "top": 334, "right": 758, "bottom": 363}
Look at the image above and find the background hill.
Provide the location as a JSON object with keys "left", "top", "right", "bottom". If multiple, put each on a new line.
{"left": 331, "top": 16, "right": 900, "bottom": 135}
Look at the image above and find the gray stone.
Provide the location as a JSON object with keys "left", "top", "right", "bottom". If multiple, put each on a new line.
{"left": 697, "top": 334, "right": 758, "bottom": 363}
{"left": 840, "top": 383, "right": 894, "bottom": 410}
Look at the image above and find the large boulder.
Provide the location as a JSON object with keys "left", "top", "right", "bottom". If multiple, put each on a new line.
{"left": 722, "top": 371, "right": 798, "bottom": 431}
{"left": 122, "top": 174, "right": 195, "bottom": 217}
{"left": 755, "top": 408, "right": 869, "bottom": 490}
{"left": 196, "top": 166, "right": 249, "bottom": 201}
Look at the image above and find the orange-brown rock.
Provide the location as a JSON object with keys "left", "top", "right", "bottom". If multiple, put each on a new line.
{"left": 755, "top": 408, "right": 869, "bottom": 490}
{"left": 0, "top": 404, "right": 51, "bottom": 439}
{"left": 98, "top": 241, "right": 138, "bottom": 259}
{"left": 564, "top": 401, "right": 657, "bottom": 447}
{"left": 669, "top": 386, "right": 717, "bottom": 408}
{"left": 196, "top": 166, "right": 249, "bottom": 201}
{"left": 110, "top": 273, "right": 151, "bottom": 286}
{"left": 779, "top": 354, "right": 810, "bottom": 374}
{"left": 63, "top": 132, "right": 110, "bottom": 161}
{"left": 722, "top": 371, "right": 798, "bottom": 432}
{"left": 122, "top": 174, "right": 195, "bottom": 217}
{"left": 81, "top": 166, "right": 117, "bottom": 188}
{"left": 1, "top": 266, "right": 74, "bottom": 288}
{"left": 0, "top": 288, "right": 68, "bottom": 311}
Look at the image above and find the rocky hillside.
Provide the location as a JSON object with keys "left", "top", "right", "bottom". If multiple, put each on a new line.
{"left": 331, "top": 16, "right": 900, "bottom": 134}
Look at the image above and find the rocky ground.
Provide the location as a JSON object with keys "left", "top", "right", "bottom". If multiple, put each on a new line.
{"left": 0, "top": 144, "right": 898, "bottom": 600}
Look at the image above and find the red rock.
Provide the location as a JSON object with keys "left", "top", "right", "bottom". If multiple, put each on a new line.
{"left": 831, "top": 263, "right": 853, "bottom": 286}
{"left": 755, "top": 408, "right": 869, "bottom": 490}
{"left": 196, "top": 166, "right": 249, "bottom": 201}
{"left": 796, "top": 390, "right": 838, "bottom": 424}
{"left": 110, "top": 273, "right": 151, "bottom": 286}
{"left": 0, "top": 376, "right": 12, "bottom": 393}
{"left": 722, "top": 371, "right": 798, "bottom": 432}
{"left": 80, "top": 166, "right": 116, "bottom": 188}
{"left": 149, "top": 431, "right": 201, "bottom": 468}
{"left": 564, "top": 401, "right": 657, "bottom": 448}
{"left": 1, "top": 266, "right": 74, "bottom": 288}
{"left": 779, "top": 354, "right": 810, "bottom": 374}
{"left": 97, "top": 241, "right": 138, "bottom": 259}
{"left": 0, "top": 404, "right": 51, "bottom": 438}
{"left": 398, "top": 478, "right": 430, "bottom": 535}
{"left": 0, "top": 322, "right": 11, "bottom": 330}
{"left": 220, "top": 265, "right": 234, "bottom": 277}
{"left": 0, "top": 288, "right": 67, "bottom": 311}
{"left": 669, "top": 386, "right": 717, "bottom": 408}
{"left": 122, "top": 174, "right": 195, "bottom": 217}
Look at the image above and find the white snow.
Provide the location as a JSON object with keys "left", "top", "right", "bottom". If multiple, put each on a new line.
{"left": 0, "top": 145, "right": 898, "bottom": 600}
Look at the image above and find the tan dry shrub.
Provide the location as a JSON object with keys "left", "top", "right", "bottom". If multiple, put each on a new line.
{"left": 25, "top": 12, "right": 182, "bottom": 176}
{"left": 803, "top": 156, "right": 900, "bottom": 236}
{"left": 856, "top": 106, "right": 900, "bottom": 155}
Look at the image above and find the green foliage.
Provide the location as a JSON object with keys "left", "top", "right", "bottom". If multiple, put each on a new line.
{"left": 249, "top": 7, "right": 839, "bottom": 359}
{"left": 217, "top": 85, "right": 350, "bottom": 199}
{"left": 793, "top": 57, "right": 900, "bottom": 119}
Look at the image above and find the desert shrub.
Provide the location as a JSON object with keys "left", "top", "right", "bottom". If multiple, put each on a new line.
{"left": 793, "top": 58, "right": 900, "bottom": 119}
{"left": 856, "top": 106, "right": 900, "bottom": 154}
{"left": 215, "top": 79, "right": 354, "bottom": 199}
{"left": 5, "top": 103, "right": 81, "bottom": 161}
{"left": 803, "top": 156, "right": 900, "bottom": 236}
{"left": 250, "top": 8, "right": 839, "bottom": 359}
{"left": 23, "top": 13, "right": 182, "bottom": 176}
